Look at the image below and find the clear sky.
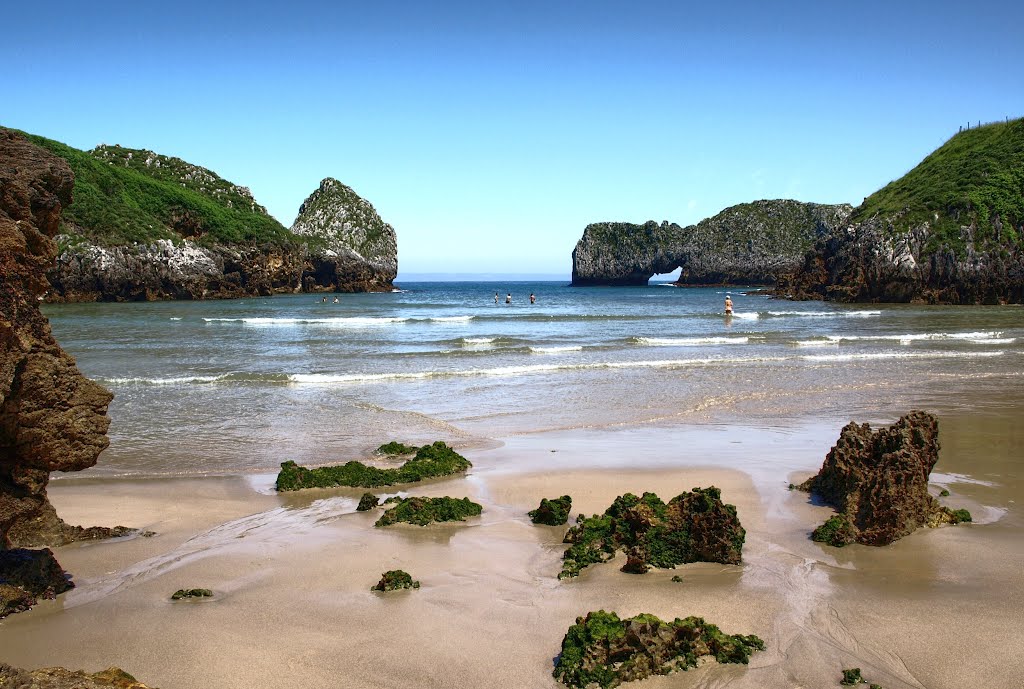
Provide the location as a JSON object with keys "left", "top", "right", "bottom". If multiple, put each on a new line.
{"left": 5, "top": 1, "right": 1023, "bottom": 276}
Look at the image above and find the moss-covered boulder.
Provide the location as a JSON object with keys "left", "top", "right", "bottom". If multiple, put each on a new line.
{"left": 170, "top": 588, "right": 212, "bottom": 600}
{"left": 798, "top": 411, "right": 971, "bottom": 547}
{"left": 553, "top": 610, "right": 764, "bottom": 688}
{"left": 371, "top": 569, "right": 420, "bottom": 591}
{"left": 559, "top": 488, "right": 745, "bottom": 579}
{"left": 529, "top": 495, "right": 573, "bottom": 526}
{"left": 376, "top": 441, "right": 418, "bottom": 455}
{"left": 356, "top": 492, "right": 379, "bottom": 511}
{"left": 276, "top": 441, "right": 471, "bottom": 491}
{"left": 374, "top": 497, "right": 482, "bottom": 527}
{"left": 840, "top": 667, "right": 883, "bottom": 687}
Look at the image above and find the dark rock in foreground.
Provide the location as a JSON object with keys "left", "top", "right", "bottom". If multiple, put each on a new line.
{"left": 529, "top": 495, "right": 573, "bottom": 526}
{"left": 841, "top": 667, "right": 883, "bottom": 688}
{"left": 553, "top": 610, "right": 764, "bottom": 688}
{"left": 559, "top": 488, "right": 745, "bottom": 579}
{"left": 371, "top": 569, "right": 420, "bottom": 591}
{"left": 797, "top": 411, "right": 970, "bottom": 547}
{"left": 276, "top": 441, "right": 471, "bottom": 491}
{"left": 0, "top": 663, "right": 155, "bottom": 688}
{"left": 356, "top": 493, "right": 379, "bottom": 511}
{"left": 374, "top": 497, "right": 482, "bottom": 527}
{"left": 0, "top": 547, "right": 73, "bottom": 618}
{"left": 170, "top": 588, "right": 213, "bottom": 600}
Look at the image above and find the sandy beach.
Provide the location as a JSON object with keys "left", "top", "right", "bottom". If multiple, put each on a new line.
{"left": 1, "top": 409, "right": 1021, "bottom": 689}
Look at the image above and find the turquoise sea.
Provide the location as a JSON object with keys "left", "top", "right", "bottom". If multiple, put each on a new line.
{"left": 44, "top": 282, "right": 1024, "bottom": 478}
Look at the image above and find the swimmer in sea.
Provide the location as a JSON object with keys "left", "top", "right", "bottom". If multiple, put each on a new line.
{"left": 494, "top": 292, "right": 499, "bottom": 303}
{"left": 529, "top": 293, "right": 536, "bottom": 304}
{"left": 724, "top": 294, "right": 733, "bottom": 316}
{"left": 506, "top": 293, "right": 512, "bottom": 304}
{"left": 333, "top": 296, "right": 339, "bottom": 303}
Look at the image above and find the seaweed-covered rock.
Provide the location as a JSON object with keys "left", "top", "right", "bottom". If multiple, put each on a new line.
{"left": 374, "top": 496, "right": 482, "bottom": 527}
{"left": 553, "top": 610, "right": 764, "bottom": 688}
{"left": 0, "top": 547, "right": 73, "bottom": 618}
{"left": 376, "top": 441, "right": 418, "bottom": 455}
{"left": 798, "top": 411, "right": 971, "bottom": 546}
{"left": 529, "top": 495, "right": 573, "bottom": 526}
{"left": 0, "top": 664, "right": 155, "bottom": 688}
{"left": 371, "top": 569, "right": 420, "bottom": 591}
{"left": 559, "top": 488, "right": 745, "bottom": 579}
{"left": 356, "top": 492, "right": 379, "bottom": 511}
{"left": 170, "top": 588, "right": 213, "bottom": 600}
{"left": 276, "top": 441, "right": 471, "bottom": 491}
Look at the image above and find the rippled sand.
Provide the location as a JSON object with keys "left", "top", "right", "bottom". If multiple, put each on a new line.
{"left": 1, "top": 410, "right": 1021, "bottom": 689}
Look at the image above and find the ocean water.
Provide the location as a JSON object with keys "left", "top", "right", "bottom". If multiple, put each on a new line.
{"left": 43, "top": 282, "right": 1024, "bottom": 477}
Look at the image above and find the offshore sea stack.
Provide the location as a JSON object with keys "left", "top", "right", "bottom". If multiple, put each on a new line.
{"left": 0, "top": 130, "right": 127, "bottom": 549}
{"left": 778, "top": 118, "right": 1024, "bottom": 304}
{"left": 571, "top": 200, "right": 852, "bottom": 286}
{"left": 291, "top": 178, "right": 397, "bottom": 293}
{"left": 797, "top": 411, "right": 970, "bottom": 547}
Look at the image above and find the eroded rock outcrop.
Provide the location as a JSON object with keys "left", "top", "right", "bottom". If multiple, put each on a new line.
{"left": 0, "top": 130, "right": 127, "bottom": 549}
{"left": 0, "top": 547, "right": 73, "bottom": 618}
{"left": 291, "top": 178, "right": 398, "bottom": 293}
{"left": 553, "top": 610, "right": 764, "bottom": 689}
{"left": 373, "top": 496, "right": 482, "bottom": 527}
{"left": 797, "top": 411, "right": 970, "bottom": 546}
{"left": 571, "top": 200, "right": 851, "bottom": 286}
{"left": 0, "top": 664, "right": 155, "bottom": 688}
{"left": 559, "top": 488, "right": 745, "bottom": 579}
{"left": 529, "top": 495, "right": 572, "bottom": 526}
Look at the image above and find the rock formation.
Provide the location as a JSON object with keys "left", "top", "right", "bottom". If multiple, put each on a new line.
{"left": 797, "top": 411, "right": 970, "bottom": 547}
{"left": 552, "top": 610, "right": 764, "bottom": 689}
{"left": 559, "top": 487, "right": 745, "bottom": 579}
{"left": 291, "top": 178, "right": 398, "bottom": 293}
{"left": 0, "top": 664, "right": 155, "bottom": 688}
{"left": 0, "top": 129, "right": 128, "bottom": 549}
{"left": 356, "top": 492, "right": 379, "bottom": 511}
{"left": 373, "top": 496, "right": 482, "bottom": 527}
{"left": 371, "top": 569, "right": 420, "bottom": 591}
{"left": 570, "top": 200, "right": 851, "bottom": 286}
{"left": 0, "top": 547, "right": 73, "bottom": 618}
{"left": 529, "top": 495, "right": 572, "bottom": 526}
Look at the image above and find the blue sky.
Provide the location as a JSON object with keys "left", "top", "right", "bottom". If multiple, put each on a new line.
{"left": 5, "top": 1, "right": 1023, "bottom": 276}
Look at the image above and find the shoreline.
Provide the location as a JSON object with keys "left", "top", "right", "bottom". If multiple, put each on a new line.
{"left": 2, "top": 412, "right": 1021, "bottom": 688}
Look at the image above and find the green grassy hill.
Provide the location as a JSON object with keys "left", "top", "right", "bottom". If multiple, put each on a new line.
{"left": 852, "top": 117, "right": 1024, "bottom": 253}
{"left": 7, "top": 128, "right": 293, "bottom": 246}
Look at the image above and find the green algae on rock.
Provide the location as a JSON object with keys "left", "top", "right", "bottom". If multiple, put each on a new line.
{"left": 798, "top": 411, "right": 972, "bottom": 547}
{"left": 376, "top": 441, "right": 418, "bottom": 456}
{"left": 171, "top": 588, "right": 213, "bottom": 600}
{"left": 356, "top": 493, "right": 379, "bottom": 511}
{"left": 276, "top": 441, "right": 471, "bottom": 491}
{"left": 559, "top": 488, "right": 745, "bottom": 579}
{"left": 553, "top": 610, "right": 764, "bottom": 688}
{"left": 374, "top": 497, "right": 482, "bottom": 527}
{"left": 371, "top": 569, "right": 420, "bottom": 591}
{"left": 529, "top": 495, "right": 573, "bottom": 526}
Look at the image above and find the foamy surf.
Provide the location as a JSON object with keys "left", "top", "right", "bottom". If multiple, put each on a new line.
{"left": 635, "top": 336, "right": 750, "bottom": 346}
{"left": 203, "top": 316, "right": 407, "bottom": 326}
{"left": 825, "top": 331, "right": 1012, "bottom": 345}
{"left": 529, "top": 345, "right": 584, "bottom": 354}
{"left": 766, "top": 310, "right": 882, "bottom": 318}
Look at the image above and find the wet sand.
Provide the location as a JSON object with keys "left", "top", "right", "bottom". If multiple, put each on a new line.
{"left": 1, "top": 414, "right": 1022, "bottom": 689}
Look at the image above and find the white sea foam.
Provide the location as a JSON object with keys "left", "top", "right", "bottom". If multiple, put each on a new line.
{"left": 169, "top": 317, "right": 182, "bottom": 321}
{"left": 429, "top": 315, "right": 474, "bottom": 323}
{"left": 635, "top": 336, "right": 750, "bottom": 346}
{"left": 731, "top": 312, "right": 759, "bottom": 321}
{"left": 462, "top": 337, "right": 495, "bottom": 345}
{"left": 824, "top": 331, "right": 1012, "bottom": 345}
{"left": 103, "top": 374, "right": 230, "bottom": 385}
{"left": 203, "top": 316, "right": 406, "bottom": 326}
{"left": 530, "top": 345, "right": 584, "bottom": 354}
{"left": 801, "top": 351, "right": 1005, "bottom": 363}
{"left": 766, "top": 310, "right": 882, "bottom": 318}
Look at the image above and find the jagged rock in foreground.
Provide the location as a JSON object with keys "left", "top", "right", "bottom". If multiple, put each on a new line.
{"left": 559, "top": 488, "right": 745, "bottom": 579}
{"left": 291, "top": 178, "right": 398, "bottom": 293}
{"left": 0, "top": 664, "right": 155, "bottom": 688}
{"left": 571, "top": 200, "right": 852, "bottom": 286}
{"left": 371, "top": 569, "right": 420, "bottom": 591}
{"left": 553, "top": 610, "right": 764, "bottom": 689}
{"left": 797, "top": 411, "right": 970, "bottom": 547}
{"left": 0, "top": 547, "right": 73, "bottom": 618}
{"left": 374, "top": 496, "right": 482, "bottom": 527}
{"left": 529, "top": 495, "right": 573, "bottom": 525}
{"left": 0, "top": 130, "right": 130, "bottom": 549}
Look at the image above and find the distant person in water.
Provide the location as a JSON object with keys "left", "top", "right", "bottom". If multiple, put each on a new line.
{"left": 529, "top": 293, "right": 536, "bottom": 304}
{"left": 506, "top": 293, "right": 512, "bottom": 304}
{"left": 494, "top": 292, "right": 499, "bottom": 303}
{"left": 724, "top": 294, "right": 733, "bottom": 316}
{"left": 322, "top": 296, "right": 327, "bottom": 303}
{"left": 333, "top": 296, "right": 339, "bottom": 303}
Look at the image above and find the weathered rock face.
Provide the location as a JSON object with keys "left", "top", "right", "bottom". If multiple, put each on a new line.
{"left": 777, "top": 216, "right": 1024, "bottom": 304}
{"left": 48, "top": 239, "right": 307, "bottom": 302}
{"left": 571, "top": 200, "right": 852, "bottom": 286}
{"left": 559, "top": 488, "right": 745, "bottom": 579}
{"left": 291, "top": 178, "right": 398, "bottom": 293}
{"left": 553, "top": 610, "right": 764, "bottom": 689}
{"left": 0, "top": 130, "right": 123, "bottom": 548}
{"left": 797, "top": 411, "right": 969, "bottom": 546}
{"left": 0, "top": 547, "right": 73, "bottom": 618}
{"left": 0, "top": 664, "right": 155, "bottom": 688}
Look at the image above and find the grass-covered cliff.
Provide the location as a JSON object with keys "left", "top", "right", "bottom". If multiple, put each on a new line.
{"left": 852, "top": 118, "right": 1023, "bottom": 254}
{"left": 11, "top": 129, "right": 293, "bottom": 247}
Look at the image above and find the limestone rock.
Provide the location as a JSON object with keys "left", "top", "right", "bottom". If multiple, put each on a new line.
{"left": 571, "top": 200, "right": 851, "bottom": 286}
{"left": 0, "top": 664, "right": 155, "bottom": 688}
{"left": 797, "top": 411, "right": 970, "bottom": 546}
{"left": 291, "top": 178, "right": 398, "bottom": 293}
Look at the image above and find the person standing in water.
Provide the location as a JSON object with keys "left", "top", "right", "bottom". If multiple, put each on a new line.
{"left": 724, "top": 294, "right": 733, "bottom": 316}
{"left": 505, "top": 293, "right": 512, "bottom": 304}
{"left": 529, "top": 293, "right": 536, "bottom": 304}
{"left": 494, "top": 292, "right": 499, "bottom": 304}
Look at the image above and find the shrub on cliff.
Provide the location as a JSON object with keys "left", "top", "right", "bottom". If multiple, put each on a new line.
{"left": 276, "top": 441, "right": 471, "bottom": 491}
{"left": 559, "top": 488, "right": 745, "bottom": 579}
{"left": 374, "top": 497, "right": 482, "bottom": 527}
{"left": 553, "top": 610, "right": 764, "bottom": 688}
{"left": 529, "top": 495, "right": 573, "bottom": 525}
